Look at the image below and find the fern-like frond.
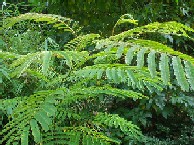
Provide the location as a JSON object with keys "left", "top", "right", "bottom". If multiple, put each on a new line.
{"left": 130, "top": 39, "right": 194, "bottom": 64}
{"left": 93, "top": 112, "right": 143, "bottom": 140}
{"left": 1, "top": 85, "right": 145, "bottom": 144}
{"left": 9, "top": 50, "right": 89, "bottom": 77}
{"left": 2, "top": 13, "right": 76, "bottom": 34}
{"left": 93, "top": 39, "right": 194, "bottom": 91}
{"left": 74, "top": 64, "right": 164, "bottom": 92}
{"left": 2, "top": 14, "right": 194, "bottom": 145}
{"left": 69, "top": 85, "right": 147, "bottom": 100}
{"left": 1, "top": 90, "right": 57, "bottom": 144}
{"left": 95, "top": 39, "right": 194, "bottom": 64}
{"left": 110, "top": 21, "right": 194, "bottom": 41}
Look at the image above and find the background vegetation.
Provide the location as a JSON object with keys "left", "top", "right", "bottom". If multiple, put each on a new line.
{"left": 1, "top": 0, "right": 194, "bottom": 145}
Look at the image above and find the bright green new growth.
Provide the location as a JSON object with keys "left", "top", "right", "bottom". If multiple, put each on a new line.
{"left": 1, "top": 13, "right": 76, "bottom": 34}
{"left": 1, "top": 13, "right": 194, "bottom": 144}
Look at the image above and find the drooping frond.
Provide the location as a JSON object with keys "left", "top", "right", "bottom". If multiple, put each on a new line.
{"left": 74, "top": 64, "right": 164, "bottom": 92}
{"left": 10, "top": 50, "right": 89, "bottom": 77}
{"left": 93, "top": 112, "right": 143, "bottom": 140}
{"left": 129, "top": 39, "right": 194, "bottom": 63}
{"left": 68, "top": 85, "right": 147, "bottom": 101}
{"left": 1, "top": 85, "right": 145, "bottom": 145}
{"left": 110, "top": 21, "right": 194, "bottom": 41}
{"left": 1, "top": 90, "right": 57, "bottom": 145}
{"left": 95, "top": 39, "right": 194, "bottom": 64}
{"left": 93, "top": 39, "right": 194, "bottom": 91}
{"left": 2, "top": 13, "right": 76, "bottom": 34}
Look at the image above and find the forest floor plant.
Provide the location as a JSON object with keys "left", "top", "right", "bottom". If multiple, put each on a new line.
{"left": 1, "top": 13, "right": 194, "bottom": 145}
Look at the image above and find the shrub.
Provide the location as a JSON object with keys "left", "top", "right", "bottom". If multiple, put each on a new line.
{"left": 1, "top": 13, "right": 194, "bottom": 145}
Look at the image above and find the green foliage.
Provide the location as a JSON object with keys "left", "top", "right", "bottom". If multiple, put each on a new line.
{"left": 25, "top": 0, "right": 194, "bottom": 39}
{"left": 112, "top": 14, "right": 138, "bottom": 35}
{"left": 159, "top": 53, "right": 170, "bottom": 85}
{"left": 172, "top": 56, "right": 190, "bottom": 92}
{"left": 64, "top": 34, "right": 100, "bottom": 51}
{"left": 1, "top": 13, "right": 75, "bottom": 34}
{"left": 110, "top": 21, "right": 194, "bottom": 41}
{"left": 1, "top": 85, "right": 144, "bottom": 144}
{"left": 1, "top": 11, "right": 194, "bottom": 145}
{"left": 94, "top": 113, "right": 143, "bottom": 140}
{"left": 94, "top": 38, "right": 194, "bottom": 91}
